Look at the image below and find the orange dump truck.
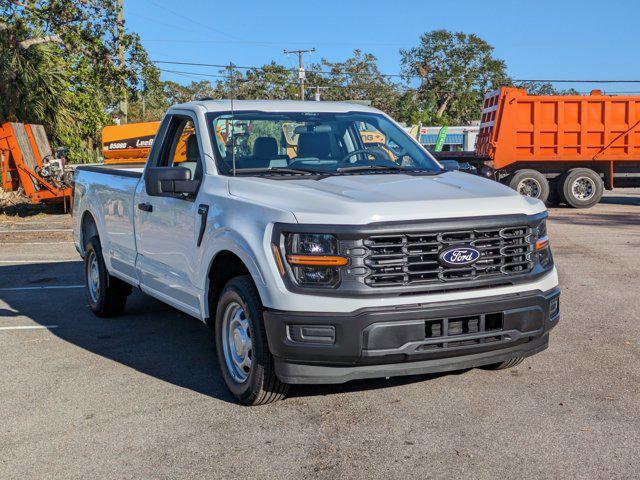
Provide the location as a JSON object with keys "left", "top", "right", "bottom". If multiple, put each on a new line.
{"left": 438, "top": 87, "right": 640, "bottom": 208}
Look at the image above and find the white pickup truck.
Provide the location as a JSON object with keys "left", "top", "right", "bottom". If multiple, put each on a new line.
{"left": 73, "top": 100, "right": 560, "bottom": 405}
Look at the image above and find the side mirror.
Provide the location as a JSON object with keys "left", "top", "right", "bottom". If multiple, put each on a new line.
{"left": 440, "top": 160, "right": 460, "bottom": 172}
{"left": 145, "top": 167, "right": 198, "bottom": 197}
{"left": 458, "top": 162, "right": 477, "bottom": 174}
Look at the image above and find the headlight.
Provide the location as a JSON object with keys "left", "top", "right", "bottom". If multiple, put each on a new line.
{"left": 534, "top": 220, "right": 553, "bottom": 268}
{"left": 276, "top": 233, "right": 348, "bottom": 287}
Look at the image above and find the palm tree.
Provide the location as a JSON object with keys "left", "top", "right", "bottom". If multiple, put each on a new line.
{"left": 0, "top": 27, "right": 74, "bottom": 145}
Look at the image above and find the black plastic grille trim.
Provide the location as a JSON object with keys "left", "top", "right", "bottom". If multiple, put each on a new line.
{"left": 363, "top": 226, "right": 533, "bottom": 287}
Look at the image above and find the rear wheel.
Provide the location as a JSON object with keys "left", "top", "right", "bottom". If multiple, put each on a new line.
{"left": 508, "top": 169, "right": 550, "bottom": 203}
{"left": 84, "top": 237, "right": 132, "bottom": 317}
{"left": 214, "top": 275, "right": 288, "bottom": 406}
{"left": 480, "top": 357, "right": 525, "bottom": 370}
{"left": 559, "top": 168, "right": 603, "bottom": 208}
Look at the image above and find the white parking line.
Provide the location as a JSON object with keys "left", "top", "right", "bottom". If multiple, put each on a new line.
{"left": 0, "top": 285, "right": 83, "bottom": 292}
{"left": 0, "top": 228, "right": 72, "bottom": 233}
{"left": 0, "top": 241, "right": 74, "bottom": 245}
{"left": 0, "top": 259, "right": 79, "bottom": 264}
{"left": 0, "top": 325, "right": 58, "bottom": 331}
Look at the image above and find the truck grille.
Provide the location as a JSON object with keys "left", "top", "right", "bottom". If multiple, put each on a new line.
{"left": 362, "top": 226, "right": 533, "bottom": 288}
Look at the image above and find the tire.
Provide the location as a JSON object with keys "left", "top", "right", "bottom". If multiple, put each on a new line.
{"left": 214, "top": 275, "right": 288, "bottom": 406}
{"left": 559, "top": 168, "right": 604, "bottom": 209}
{"left": 84, "top": 237, "right": 132, "bottom": 317}
{"left": 480, "top": 357, "right": 525, "bottom": 370}
{"left": 508, "top": 169, "right": 550, "bottom": 203}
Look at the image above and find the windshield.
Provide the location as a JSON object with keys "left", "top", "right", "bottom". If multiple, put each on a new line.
{"left": 206, "top": 111, "right": 442, "bottom": 176}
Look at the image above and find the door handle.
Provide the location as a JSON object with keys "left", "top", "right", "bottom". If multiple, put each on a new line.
{"left": 197, "top": 204, "right": 209, "bottom": 247}
{"left": 138, "top": 202, "right": 153, "bottom": 212}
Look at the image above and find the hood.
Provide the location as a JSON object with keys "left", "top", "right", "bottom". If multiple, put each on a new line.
{"left": 228, "top": 171, "right": 546, "bottom": 224}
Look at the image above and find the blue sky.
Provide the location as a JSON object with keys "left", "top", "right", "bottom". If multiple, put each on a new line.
{"left": 125, "top": 0, "right": 639, "bottom": 94}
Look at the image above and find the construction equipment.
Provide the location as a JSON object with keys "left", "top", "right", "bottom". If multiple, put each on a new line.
{"left": 103, "top": 121, "right": 197, "bottom": 165}
{"left": 0, "top": 122, "right": 73, "bottom": 206}
{"left": 435, "top": 87, "right": 640, "bottom": 208}
{"left": 102, "top": 121, "right": 159, "bottom": 164}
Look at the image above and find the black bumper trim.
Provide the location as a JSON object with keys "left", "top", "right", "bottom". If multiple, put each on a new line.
{"left": 264, "top": 287, "right": 560, "bottom": 384}
{"left": 275, "top": 333, "right": 549, "bottom": 384}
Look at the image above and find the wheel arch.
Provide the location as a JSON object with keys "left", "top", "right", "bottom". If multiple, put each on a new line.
{"left": 79, "top": 209, "right": 100, "bottom": 255}
{"left": 202, "top": 243, "right": 268, "bottom": 324}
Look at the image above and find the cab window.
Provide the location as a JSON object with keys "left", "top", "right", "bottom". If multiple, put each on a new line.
{"left": 158, "top": 116, "right": 202, "bottom": 180}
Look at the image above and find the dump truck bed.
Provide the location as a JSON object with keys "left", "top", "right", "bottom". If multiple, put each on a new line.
{"left": 477, "top": 87, "right": 640, "bottom": 169}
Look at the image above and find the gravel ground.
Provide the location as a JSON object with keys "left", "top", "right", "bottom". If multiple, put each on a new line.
{"left": 1, "top": 190, "right": 639, "bottom": 479}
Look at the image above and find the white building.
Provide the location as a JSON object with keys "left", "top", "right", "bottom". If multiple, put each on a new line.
{"left": 418, "top": 123, "right": 480, "bottom": 152}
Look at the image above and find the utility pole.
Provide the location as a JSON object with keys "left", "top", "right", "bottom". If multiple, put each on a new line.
{"left": 284, "top": 48, "right": 315, "bottom": 100}
{"left": 314, "top": 86, "right": 330, "bottom": 101}
{"left": 116, "top": 0, "right": 128, "bottom": 123}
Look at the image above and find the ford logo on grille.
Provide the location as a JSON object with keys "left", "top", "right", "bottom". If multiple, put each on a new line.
{"left": 439, "top": 246, "right": 481, "bottom": 268}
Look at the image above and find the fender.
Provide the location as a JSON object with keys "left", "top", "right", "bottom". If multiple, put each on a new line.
{"left": 78, "top": 199, "right": 106, "bottom": 256}
{"left": 198, "top": 228, "right": 269, "bottom": 319}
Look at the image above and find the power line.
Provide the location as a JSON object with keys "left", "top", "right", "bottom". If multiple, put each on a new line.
{"left": 516, "top": 79, "right": 640, "bottom": 83}
{"left": 141, "top": 0, "right": 239, "bottom": 41}
{"left": 153, "top": 60, "right": 640, "bottom": 84}
{"left": 157, "top": 68, "right": 309, "bottom": 88}
{"left": 140, "top": 0, "right": 282, "bottom": 49}
{"left": 158, "top": 68, "right": 640, "bottom": 98}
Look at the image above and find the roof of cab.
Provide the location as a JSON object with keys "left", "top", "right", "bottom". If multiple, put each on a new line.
{"left": 172, "top": 99, "right": 383, "bottom": 114}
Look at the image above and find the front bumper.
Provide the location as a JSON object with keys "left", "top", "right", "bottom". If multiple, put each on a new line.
{"left": 263, "top": 287, "right": 560, "bottom": 384}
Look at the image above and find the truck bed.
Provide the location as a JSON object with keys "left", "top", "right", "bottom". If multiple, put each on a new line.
{"left": 73, "top": 163, "right": 143, "bottom": 283}
{"left": 75, "top": 163, "right": 145, "bottom": 178}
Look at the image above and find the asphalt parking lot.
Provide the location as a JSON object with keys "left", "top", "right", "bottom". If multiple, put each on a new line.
{"left": 1, "top": 190, "right": 639, "bottom": 480}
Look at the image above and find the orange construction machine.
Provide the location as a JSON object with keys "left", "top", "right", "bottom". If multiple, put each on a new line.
{"left": 0, "top": 122, "right": 73, "bottom": 205}
{"left": 102, "top": 121, "right": 160, "bottom": 164}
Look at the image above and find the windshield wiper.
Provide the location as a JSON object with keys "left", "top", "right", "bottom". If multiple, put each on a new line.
{"left": 336, "top": 164, "right": 406, "bottom": 173}
{"left": 233, "top": 166, "right": 324, "bottom": 175}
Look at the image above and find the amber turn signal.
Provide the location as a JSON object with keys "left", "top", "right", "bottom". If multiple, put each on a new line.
{"left": 271, "top": 244, "right": 286, "bottom": 276}
{"left": 286, "top": 255, "right": 349, "bottom": 267}
{"left": 536, "top": 236, "right": 550, "bottom": 250}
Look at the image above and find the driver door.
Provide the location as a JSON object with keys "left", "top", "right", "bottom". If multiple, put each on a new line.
{"left": 134, "top": 113, "right": 204, "bottom": 317}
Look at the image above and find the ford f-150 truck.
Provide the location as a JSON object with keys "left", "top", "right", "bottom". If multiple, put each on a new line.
{"left": 72, "top": 100, "right": 560, "bottom": 405}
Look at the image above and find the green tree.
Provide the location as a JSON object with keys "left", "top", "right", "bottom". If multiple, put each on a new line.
{"left": 400, "top": 30, "right": 509, "bottom": 125}
{"left": 306, "top": 50, "right": 402, "bottom": 117}
{"left": 513, "top": 81, "right": 579, "bottom": 96}
{"left": 207, "top": 62, "right": 299, "bottom": 100}
{"left": 0, "top": 0, "right": 156, "bottom": 162}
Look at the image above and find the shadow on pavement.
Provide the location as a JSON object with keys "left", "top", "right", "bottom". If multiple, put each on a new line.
{"left": 549, "top": 211, "right": 640, "bottom": 228}
{"left": 1, "top": 261, "right": 476, "bottom": 405}
{"left": 1, "top": 261, "right": 235, "bottom": 404}
{"left": 600, "top": 195, "right": 640, "bottom": 206}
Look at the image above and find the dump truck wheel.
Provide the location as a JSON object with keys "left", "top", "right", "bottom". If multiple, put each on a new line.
{"left": 508, "top": 169, "right": 549, "bottom": 203}
{"left": 559, "top": 168, "right": 604, "bottom": 208}
{"left": 84, "top": 237, "right": 131, "bottom": 317}
{"left": 214, "top": 275, "right": 288, "bottom": 406}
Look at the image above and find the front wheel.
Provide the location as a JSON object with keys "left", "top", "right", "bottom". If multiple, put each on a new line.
{"left": 214, "top": 275, "right": 288, "bottom": 406}
{"left": 508, "top": 169, "right": 550, "bottom": 203}
{"left": 480, "top": 357, "right": 525, "bottom": 370}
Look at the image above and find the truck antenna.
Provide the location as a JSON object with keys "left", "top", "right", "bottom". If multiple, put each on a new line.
{"left": 228, "top": 62, "right": 237, "bottom": 176}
